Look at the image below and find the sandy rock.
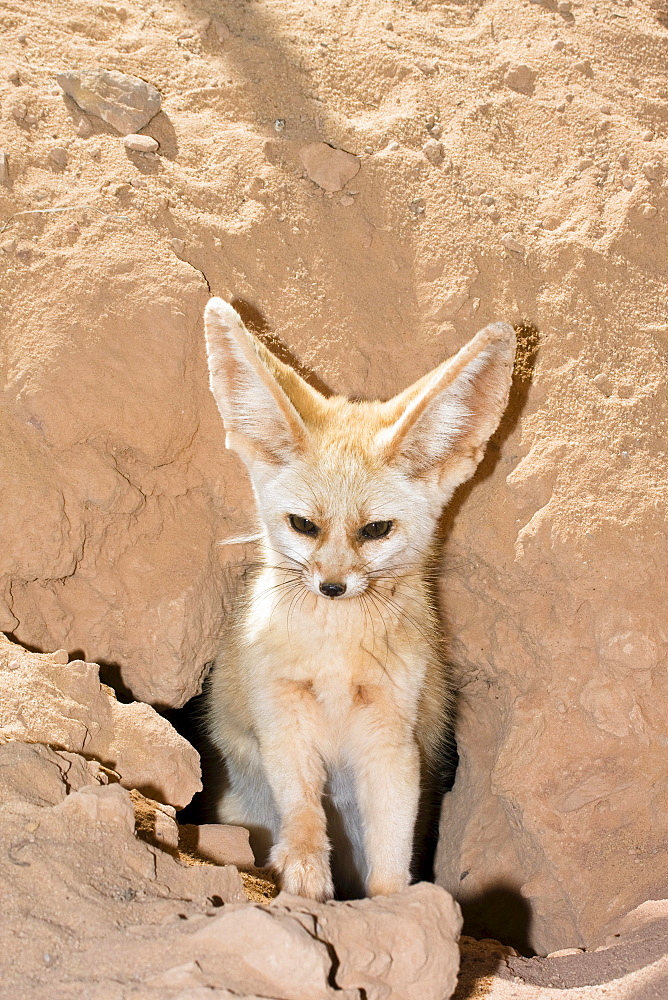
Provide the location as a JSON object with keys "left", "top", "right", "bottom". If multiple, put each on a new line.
{"left": 504, "top": 63, "right": 536, "bottom": 93}
{"left": 0, "top": 757, "right": 248, "bottom": 999}
{"left": 423, "top": 138, "right": 445, "bottom": 164}
{"left": 124, "top": 133, "right": 159, "bottom": 153}
{"left": 299, "top": 142, "right": 360, "bottom": 192}
{"left": 276, "top": 883, "right": 462, "bottom": 1000}
{"left": 180, "top": 823, "right": 255, "bottom": 867}
{"left": 0, "top": 635, "right": 201, "bottom": 808}
{"left": 57, "top": 69, "right": 162, "bottom": 134}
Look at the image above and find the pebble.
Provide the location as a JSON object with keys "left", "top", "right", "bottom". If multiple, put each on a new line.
{"left": 1, "top": 239, "right": 17, "bottom": 253}
{"left": 618, "top": 152, "right": 629, "bottom": 168}
{"left": 592, "top": 373, "right": 612, "bottom": 396}
{"left": 557, "top": 0, "right": 572, "bottom": 11}
{"left": 171, "top": 238, "right": 186, "bottom": 256}
{"left": 57, "top": 69, "right": 162, "bottom": 135}
{"left": 51, "top": 649, "right": 69, "bottom": 664}
{"left": 423, "top": 138, "right": 444, "bottom": 165}
{"left": 212, "top": 18, "right": 230, "bottom": 43}
{"left": 556, "top": 102, "right": 566, "bottom": 113}
{"left": 501, "top": 233, "right": 525, "bottom": 253}
{"left": 430, "top": 124, "right": 442, "bottom": 138}
{"left": 480, "top": 194, "right": 495, "bottom": 206}
{"left": 7, "top": 69, "right": 20, "bottom": 84}
{"left": 552, "top": 40, "right": 565, "bottom": 51}
{"left": 573, "top": 60, "right": 592, "bottom": 75}
{"left": 410, "top": 199, "right": 426, "bottom": 216}
{"left": 642, "top": 130, "right": 654, "bottom": 141}
{"left": 0, "top": 151, "right": 8, "bottom": 185}
{"left": 642, "top": 161, "right": 662, "bottom": 181}
{"left": 386, "top": 140, "right": 400, "bottom": 151}
{"left": 622, "top": 175, "right": 635, "bottom": 190}
{"left": 123, "top": 133, "right": 159, "bottom": 153}
{"left": 77, "top": 118, "right": 93, "bottom": 138}
{"left": 49, "top": 146, "right": 68, "bottom": 168}
{"left": 504, "top": 64, "right": 536, "bottom": 94}
{"left": 130, "top": 177, "right": 147, "bottom": 189}
{"left": 600, "top": 104, "right": 611, "bottom": 115}
{"left": 299, "top": 142, "right": 360, "bottom": 192}
{"left": 274, "top": 118, "right": 286, "bottom": 132}
{"left": 578, "top": 158, "right": 594, "bottom": 170}
{"left": 340, "top": 194, "right": 354, "bottom": 207}
{"left": 89, "top": 146, "right": 101, "bottom": 160}
{"left": 363, "top": 146, "right": 374, "bottom": 155}
{"left": 641, "top": 204, "right": 657, "bottom": 218}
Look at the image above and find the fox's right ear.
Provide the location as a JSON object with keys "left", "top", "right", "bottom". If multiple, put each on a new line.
{"left": 204, "top": 298, "right": 307, "bottom": 465}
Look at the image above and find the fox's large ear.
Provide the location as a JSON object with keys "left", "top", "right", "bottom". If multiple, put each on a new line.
{"left": 204, "top": 297, "right": 311, "bottom": 465}
{"left": 377, "top": 322, "right": 516, "bottom": 498}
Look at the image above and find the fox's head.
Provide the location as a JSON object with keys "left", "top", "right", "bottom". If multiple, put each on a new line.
{"left": 204, "top": 298, "right": 515, "bottom": 601}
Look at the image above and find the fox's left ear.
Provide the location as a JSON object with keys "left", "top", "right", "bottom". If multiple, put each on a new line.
{"left": 377, "top": 322, "right": 516, "bottom": 499}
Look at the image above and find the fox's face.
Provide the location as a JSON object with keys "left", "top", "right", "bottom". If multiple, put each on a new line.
{"left": 249, "top": 435, "right": 443, "bottom": 599}
{"left": 204, "top": 299, "right": 515, "bottom": 600}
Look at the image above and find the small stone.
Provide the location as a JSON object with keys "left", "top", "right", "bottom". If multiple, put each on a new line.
{"left": 65, "top": 223, "right": 80, "bottom": 234}
{"left": 573, "top": 59, "right": 592, "bottom": 75}
{"left": 274, "top": 119, "right": 286, "bottom": 132}
{"left": 600, "top": 104, "right": 611, "bottom": 114}
{"left": 123, "top": 133, "right": 159, "bottom": 153}
{"left": 212, "top": 18, "right": 231, "bottom": 43}
{"left": 592, "top": 373, "right": 612, "bottom": 396}
{"left": 556, "top": 102, "right": 566, "bottom": 113}
{"left": 423, "top": 139, "right": 444, "bottom": 165}
{"left": 7, "top": 69, "right": 20, "bottom": 84}
{"left": 641, "top": 204, "right": 657, "bottom": 218}
{"left": 49, "top": 146, "right": 68, "bottom": 168}
{"left": 130, "top": 177, "right": 147, "bottom": 189}
{"left": 11, "top": 101, "right": 27, "bottom": 122}
{"left": 547, "top": 948, "right": 584, "bottom": 958}
{"left": 565, "top": 92, "right": 574, "bottom": 102}
{"left": 504, "top": 64, "right": 536, "bottom": 94}
{"left": 557, "top": 0, "right": 572, "bottom": 11}
{"left": 89, "top": 146, "right": 101, "bottom": 160}
{"left": 57, "top": 69, "right": 162, "bottom": 135}
{"left": 642, "top": 161, "right": 662, "bottom": 181}
{"left": 0, "top": 151, "right": 8, "bottom": 185}
{"left": 642, "top": 130, "right": 654, "bottom": 141}
{"left": 618, "top": 152, "right": 629, "bottom": 168}
{"left": 51, "top": 649, "right": 69, "bottom": 663}
{"left": 410, "top": 199, "right": 426, "bottom": 216}
{"left": 171, "top": 238, "right": 186, "bottom": 256}
{"left": 578, "top": 158, "right": 594, "bottom": 170}
{"left": 480, "top": 195, "right": 495, "bottom": 206}
{"left": 299, "top": 142, "right": 360, "bottom": 192}
{"left": 552, "top": 39, "right": 565, "bottom": 51}
{"left": 386, "top": 140, "right": 400, "bottom": 151}
{"left": 77, "top": 118, "right": 93, "bottom": 138}
{"left": 622, "top": 175, "right": 635, "bottom": 190}
{"left": 430, "top": 124, "right": 442, "bottom": 138}
{"left": 18, "top": 33, "right": 27, "bottom": 44}
{"left": 384, "top": 21, "right": 394, "bottom": 30}
{"left": 501, "top": 233, "right": 525, "bottom": 253}
{"left": 363, "top": 146, "right": 374, "bottom": 155}
{"left": 1, "top": 239, "right": 17, "bottom": 254}
{"left": 340, "top": 194, "right": 354, "bottom": 207}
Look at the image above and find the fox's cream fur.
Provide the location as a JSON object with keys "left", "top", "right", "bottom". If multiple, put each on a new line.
{"left": 203, "top": 297, "right": 515, "bottom": 901}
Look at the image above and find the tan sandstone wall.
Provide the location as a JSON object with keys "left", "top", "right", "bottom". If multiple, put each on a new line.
{"left": 1, "top": 0, "right": 667, "bottom": 955}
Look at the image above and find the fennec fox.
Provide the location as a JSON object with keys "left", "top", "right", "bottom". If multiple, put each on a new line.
{"left": 204, "top": 297, "right": 515, "bottom": 901}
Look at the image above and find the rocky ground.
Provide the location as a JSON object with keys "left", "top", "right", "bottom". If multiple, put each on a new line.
{"left": 1, "top": 0, "right": 668, "bottom": 996}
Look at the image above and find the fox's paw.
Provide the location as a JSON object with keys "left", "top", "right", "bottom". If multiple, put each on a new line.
{"left": 270, "top": 843, "right": 334, "bottom": 901}
{"left": 367, "top": 870, "right": 411, "bottom": 897}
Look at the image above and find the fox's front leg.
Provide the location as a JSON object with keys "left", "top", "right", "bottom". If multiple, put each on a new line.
{"left": 349, "top": 691, "right": 420, "bottom": 896}
{"left": 260, "top": 681, "right": 333, "bottom": 901}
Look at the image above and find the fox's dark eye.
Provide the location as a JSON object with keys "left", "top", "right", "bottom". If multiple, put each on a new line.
{"left": 289, "top": 514, "right": 319, "bottom": 536}
{"left": 360, "top": 520, "right": 393, "bottom": 540}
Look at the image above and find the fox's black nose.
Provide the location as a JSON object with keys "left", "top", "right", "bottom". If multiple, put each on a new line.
{"left": 320, "top": 581, "right": 346, "bottom": 598}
